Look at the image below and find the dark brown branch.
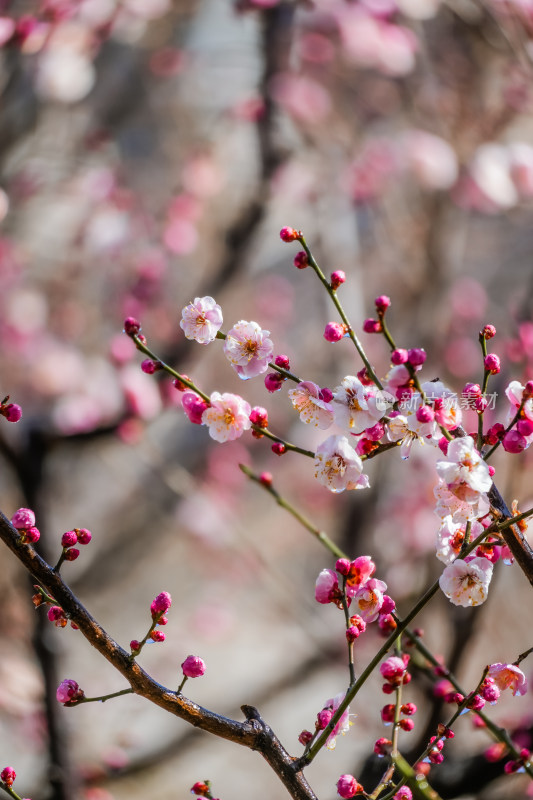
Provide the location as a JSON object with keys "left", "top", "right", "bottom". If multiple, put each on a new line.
{"left": 488, "top": 483, "right": 533, "bottom": 586}
{"left": 0, "top": 510, "right": 317, "bottom": 800}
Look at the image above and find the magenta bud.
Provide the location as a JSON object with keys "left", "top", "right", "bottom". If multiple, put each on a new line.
{"left": 182, "top": 392, "right": 209, "bottom": 424}
{"left": 64, "top": 548, "right": 80, "bottom": 561}
{"left": 130, "top": 639, "right": 140, "bottom": 652}
{"left": 0, "top": 767, "right": 15, "bottom": 787}
{"left": 363, "top": 318, "right": 382, "bottom": 334}
{"left": 517, "top": 419, "right": 533, "bottom": 436}
{"left": 319, "top": 387, "right": 333, "bottom": 402}
{"left": 61, "top": 531, "right": 78, "bottom": 548}
{"left": 324, "top": 322, "right": 346, "bottom": 342}
{"left": 264, "top": 372, "right": 284, "bottom": 393}
{"left": 502, "top": 429, "right": 526, "bottom": 453}
{"left": 481, "top": 324, "right": 496, "bottom": 339}
{"left": 293, "top": 251, "right": 308, "bottom": 269}
{"left": 249, "top": 406, "right": 268, "bottom": 427}
{"left": 484, "top": 353, "right": 500, "bottom": 374}
{"left": 365, "top": 422, "right": 385, "bottom": 441}
{"left": 24, "top": 526, "right": 40, "bottom": 543}
{"left": 77, "top": 528, "right": 92, "bottom": 545}
{"left": 408, "top": 347, "right": 426, "bottom": 366}
{"left": 274, "top": 354, "right": 290, "bottom": 369}
{"left": 463, "top": 382, "right": 482, "bottom": 397}
{"left": 330, "top": 270, "right": 346, "bottom": 290}
{"left": 375, "top": 295, "right": 391, "bottom": 314}
{"left": 181, "top": 655, "right": 206, "bottom": 678}
{"left": 141, "top": 359, "right": 158, "bottom": 374}
{"left": 151, "top": 630, "right": 165, "bottom": 642}
{"left": 280, "top": 226, "right": 299, "bottom": 243}
{"left": 124, "top": 317, "right": 141, "bottom": 336}
{"left": 271, "top": 442, "right": 286, "bottom": 456}
{"left": 259, "top": 471, "right": 273, "bottom": 486}
{"left": 335, "top": 558, "right": 351, "bottom": 575}
{"left": 416, "top": 405, "right": 435, "bottom": 423}
{"left": 151, "top": 591, "right": 172, "bottom": 617}
{"left": 316, "top": 709, "right": 333, "bottom": 729}
{"left": 298, "top": 730, "right": 313, "bottom": 745}
{"left": 3, "top": 403, "right": 22, "bottom": 422}
{"left": 11, "top": 508, "right": 36, "bottom": 530}
{"left": 391, "top": 348, "right": 408, "bottom": 365}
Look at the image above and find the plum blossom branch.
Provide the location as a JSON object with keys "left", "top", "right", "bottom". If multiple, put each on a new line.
{"left": 0, "top": 510, "right": 318, "bottom": 800}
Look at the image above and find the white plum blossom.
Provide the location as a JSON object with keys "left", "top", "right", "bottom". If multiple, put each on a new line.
{"left": 439, "top": 556, "right": 493, "bottom": 607}
{"left": 386, "top": 393, "right": 440, "bottom": 458}
{"left": 506, "top": 380, "right": 533, "bottom": 423}
{"left": 180, "top": 296, "right": 223, "bottom": 344}
{"left": 332, "top": 376, "right": 392, "bottom": 433}
{"left": 435, "top": 516, "right": 484, "bottom": 564}
{"left": 421, "top": 380, "right": 462, "bottom": 431}
{"left": 434, "top": 478, "right": 490, "bottom": 524}
{"left": 314, "top": 435, "right": 369, "bottom": 493}
{"left": 288, "top": 381, "right": 334, "bottom": 429}
{"left": 436, "top": 436, "right": 492, "bottom": 503}
{"left": 201, "top": 392, "right": 251, "bottom": 442}
{"left": 223, "top": 320, "right": 273, "bottom": 379}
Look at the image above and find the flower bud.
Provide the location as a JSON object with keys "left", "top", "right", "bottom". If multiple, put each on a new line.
{"left": 298, "top": 730, "right": 313, "bottom": 745}
{"left": 272, "top": 442, "right": 286, "bottom": 455}
{"left": 124, "top": 317, "right": 141, "bottom": 336}
{"left": 11, "top": 508, "right": 36, "bottom": 530}
{"left": 484, "top": 353, "right": 500, "bottom": 374}
{"left": 375, "top": 295, "right": 391, "bottom": 314}
{"left": 336, "top": 774, "right": 362, "bottom": 798}
{"left": 293, "top": 251, "right": 308, "bottom": 269}
{"left": 0, "top": 767, "right": 16, "bottom": 787}
{"left": 330, "top": 270, "right": 346, "bottom": 290}
{"left": 3, "top": 403, "right": 22, "bottom": 422}
{"left": 408, "top": 348, "right": 426, "bottom": 366}
{"left": 481, "top": 324, "right": 496, "bottom": 339}
{"left": 363, "top": 318, "right": 382, "bottom": 334}
{"left": 61, "top": 531, "right": 78, "bottom": 548}
{"left": 181, "top": 655, "right": 206, "bottom": 678}
{"left": 280, "top": 226, "right": 299, "bottom": 243}
{"left": 274, "top": 354, "right": 290, "bottom": 369}
{"left": 391, "top": 349, "right": 408, "bottom": 365}
{"left": 250, "top": 406, "right": 268, "bottom": 427}
{"left": 264, "top": 372, "right": 284, "bottom": 393}
{"left": 324, "top": 322, "right": 346, "bottom": 342}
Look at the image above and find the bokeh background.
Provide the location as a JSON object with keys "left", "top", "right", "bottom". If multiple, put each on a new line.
{"left": 0, "top": 1, "right": 533, "bottom": 798}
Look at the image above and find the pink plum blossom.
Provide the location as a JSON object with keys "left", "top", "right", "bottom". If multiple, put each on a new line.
{"left": 352, "top": 578, "right": 388, "bottom": 622}
{"left": 433, "top": 478, "right": 490, "bottom": 524}
{"left": 223, "top": 320, "right": 273, "bottom": 379}
{"left": 180, "top": 296, "right": 223, "bottom": 344}
{"left": 315, "top": 569, "right": 341, "bottom": 604}
{"left": 506, "top": 380, "right": 533, "bottom": 423}
{"left": 421, "top": 380, "right": 462, "bottom": 431}
{"left": 314, "top": 435, "right": 369, "bottom": 492}
{"left": 202, "top": 392, "right": 251, "bottom": 442}
{"left": 488, "top": 663, "right": 528, "bottom": 696}
{"left": 387, "top": 392, "right": 440, "bottom": 458}
{"left": 321, "top": 692, "right": 352, "bottom": 750}
{"left": 435, "top": 516, "right": 484, "bottom": 565}
{"left": 439, "top": 557, "right": 493, "bottom": 607}
{"left": 288, "top": 381, "right": 334, "bottom": 429}
{"left": 436, "top": 436, "right": 492, "bottom": 503}
{"left": 345, "top": 556, "right": 376, "bottom": 595}
{"left": 332, "top": 376, "right": 393, "bottom": 433}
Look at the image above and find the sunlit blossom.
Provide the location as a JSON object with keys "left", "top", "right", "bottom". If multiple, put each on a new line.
{"left": 439, "top": 557, "right": 493, "bottom": 607}
{"left": 332, "top": 375, "right": 392, "bottom": 433}
{"left": 435, "top": 516, "right": 484, "bottom": 565}
{"left": 223, "top": 320, "right": 273, "bottom": 379}
{"left": 433, "top": 479, "right": 490, "bottom": 524}
{"left": 202, "top": 392, "right": 251, "bottom": 443}
{"left": 352, "top": 578, "right": 387, "bottom": 622}
{"left": 315, "top": 569, "right": 341, "bottom": 604}
{"left": 488, "top": 663, "right": 528, "bottom": 696}
{"left": 289, "top": 381, "right": 334, "bottom": 429}
{"left": 314, "top": 435, "right": 369, "bottom": 492}
{"left": 180, "top": 296, "right": 223, "bottom": 344}
{"left": 321, "top": 692, "right": 352, "bottom": 750}
{"left": 436, "top": 436, "right": 492, "bottom": 503}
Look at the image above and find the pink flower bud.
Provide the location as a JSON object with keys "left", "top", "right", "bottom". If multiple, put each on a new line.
{"left": 11, "top": 508, "right": 36, "bottom": 530}
{"left": 408, "top": 348, "right": 426, "bottom": 366}
{"left": 401, "top": 703, "right": 417, "bottom": 715}
{"left": 393, "top": 789, "right": 412, "bottom": 800}
{"left": 324, "top": 322, "right": 346, "bottom": 342}
{"left": 151, "top": 630, "right": 165, "bottom": 642}
{"left": 181, "top": 655, "right": 206, "bottom": 678}
{"left": 77, "top": 528, "right": 92, "bottom": 545}
{"left": 271, "top": 442, "right": 286, "bottom": 455}
{"left": 280, "top": 226, "right": 299, "bottom": 243}
{"left": 293, "top": 251, "right": 308, "bottom": 269}
{"left": 375, "top": 295, "right": 391, "bottom": 314}
{"left": 357, "top": 367, "right": 373, "bottom": 385}
{"left": 316, "top": 709, "right": 333, "bottom": 729}
{"left": 151, "top": 592, "right": 172, "bottom": 617}
{"left": 24, "top": 526, "right": 40, "bottom": 543}
{"left": 463, "top": 382, "right": 482, "bottom": 397}
{"left": 504, "top": 760, "right": 519, "bottom": 774}
{"left": 481, "top": 683, "right": 500, "bottom": 703}
{"left": 298, "top": 730, "right": 313, "bottom": 745}
{"left": 173, "top": 375, "right": 191, "bottom": 392}
{"left": 250, "top": 406, "right": 268, "bottom": 427}
{"left": 484, "top": 742, "right": 507, "bottom": 762}
{"left": 330, "top": 270, "right": 346, "bottom": 290}
{"left": 378, "top": 614, "right": 397, "bottom": 635}
{"left": 130, "top": 640, "right": 140, "bottom": 652}
{"left": 380, "top": 595, "right": 396, "bottom": 615}
{"left": 274, "top": 354, "right": 290, "bottom": 369}
{"left": 517, "top": 419, "right": 533, "bottom": 436}
{"left": 336, "top": 558, "right": 351, "bottom": 575}
{"left": 61, "top": 531, "right": 78, "bottom": 548}
{"left": 399, "top": 718, "right": 414, "bottom": 731}
{"left": 365, "top": 422, "right": 385, "bottom": 441}
{"left": 380, "top": 656, "right": 406, "bottom": 682}
{"left": 141, "top": 359, "right": 158, "bottom": 374}
{"left": 381, "top": 704, "right": 395, "bottom": 723}
{"left": 524, "top": 380, "right": 533, "bottom": 399}
{"left": 319, "top": 387, "right": 333, "bottom": 403}
{"left": 124, "top": 317, "right": 141, "bottom": 336}
{"left": 0, "top": 767, "right": 16, "bottom": 787}
{"left": 3, "top": 403, "right": 22, "bottom": 422}
{"left": 416, "top": 405, "right": 435, "bottom": 423}
{"left": 346, "top": 626, "right": 361, "bottom": 643}
{"left": 481, "top": 324, "right": 496, "bottom": 339}
{"left": 259, "top": 471, "right": 273, "bottom": 486}
{"left": 182, "top": 392, "right": 209, "bottom": 424}
{"left": 466, "top": 693, "right": 485, "bottom": 711}
{"left": 391, "top": 349, "right": 408, "bottom": 365}
{"left": 363, "top": 318, "right": 382, "bottom": 334}
{"left": 56, "top": 678, "right": 83, "bottom": 704}
{"left": 336, "top": 774, "right": 361, "bottom": 798}
{"left": 484, "top": 353, "right": 500, "bottom": 374}
{"left": 374, "top": 737, "right": 391, "bottom": 756}
{"left": 190, "top": 781, "right": 210, "bottom": 796}
{"left": 429, "top": 750, "right": 444, "bottom": 764}
{"left": 485, "top": 423, "right": 504, "bottom": 445}
{"left": 502, "top": 429, "right": 527, "bottom": 453}
{"left": 264, "top": 372, "right": 284, "bottom": 392}
{"left": 64, "top": 548, "right": 80, "bottom": 562}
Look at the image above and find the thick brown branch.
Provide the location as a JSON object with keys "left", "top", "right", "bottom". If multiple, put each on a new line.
{"left": 489, "top": 483, "right": 533, "bottom": 586}
{"left": 0, "top": 510, "right": 317, "bottom": 800}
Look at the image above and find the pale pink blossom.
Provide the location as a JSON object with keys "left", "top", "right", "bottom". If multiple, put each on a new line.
{"left": 314, "top": 435, "right": 369, "bottom": 493}
{"left": 439, "top": 557, "right": 493, "bottom": 607}
{"left": 352, "top": 578, "right": 387, "bottom": 622}
{"left": 332, "top": 376, "right": 392, "bottom": 433}
{"left": 289, "top": 381, "right": 334, "bottom": 429}
{"left": 387, "top": 393, "right": 440, "bottom": 458}
{"left": 421, "top": 380, "right": 462, "bottom": 430}
{"left": 345, "top": 556, "right": 376, "bottom": 596}
{"left": 433, "top": 479, "right": 490, "bottom": 524}
{"left": 435, "top": 516, "right": 484, "bottom": 565}
{"left": 436, "top": 436, "right": 492, "bottom": 503}
{"left": 488, "top": 663, "right": 528, "bottom": 696}
{"left": 202, "top": 392, "right": 251, "bottom": 443}
{"left": 321, "top": 692, "right": 352, "bottom": 750}
{"left": 506, "top": 380, "right": 533, "bottom": 423}
{"left": 315, "top": 569, "right": 340, "bottom": 604}
{"left": 223, "top": 320, "right": 273, "bottom": 379}
{"left": 180, "top": 296, "right": 223, "bottom": 344}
